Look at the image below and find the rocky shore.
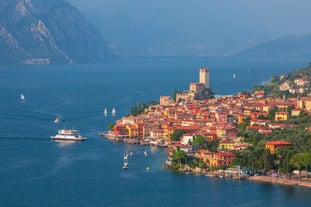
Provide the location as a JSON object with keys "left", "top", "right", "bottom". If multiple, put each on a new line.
{"left": 247, "top": 176, "right": 311, "bottom": 188}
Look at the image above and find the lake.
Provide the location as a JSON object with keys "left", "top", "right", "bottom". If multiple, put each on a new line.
{"left": 0, "top": 57, "right": 310, "bottom": 207}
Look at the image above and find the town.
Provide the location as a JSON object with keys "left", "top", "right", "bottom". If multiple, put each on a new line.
{"left": 103, "top": 65, "right": 311, "bottom": 185}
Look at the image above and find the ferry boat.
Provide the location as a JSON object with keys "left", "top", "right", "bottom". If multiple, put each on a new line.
{"left": 51, "top": 128, "right": 87, "bottom": 141}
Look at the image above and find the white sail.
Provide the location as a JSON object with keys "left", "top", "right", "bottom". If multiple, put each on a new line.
{"left": 54, "top": 117, "right": 60, "bottom": 123}
{"left": 20, "top": 94, "right": 25, "bottom": 102}
{"left": 104, "top": 108, "right": 108, "bottom": 116}
{"left": 233, "top": 73, "right": 236, "bottom": 79}
{"left": 112, "top": 108, "right": 116, "bottom": 116}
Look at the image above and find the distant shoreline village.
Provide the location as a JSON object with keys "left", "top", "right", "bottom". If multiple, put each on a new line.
{"left": 101, "top": 66, "right": 311, "bottom": 188}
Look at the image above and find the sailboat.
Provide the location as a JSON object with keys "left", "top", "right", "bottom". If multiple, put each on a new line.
{"left": 54, "top": 117, "right": 60, "bottom": 123}
{"left": 112, "top": 108, "right": 116, "bottom": 116}
{"left": 233, "top": 73, "right": 236, "bottom": 79}
{"left": 20, "top": 93, "right": 25, "bottom": 102}
{"left": 144, "top": 150, "right": 148, "bottom": 156}
{"left": 104, "top": 108, "right": 108, "bottom": 116}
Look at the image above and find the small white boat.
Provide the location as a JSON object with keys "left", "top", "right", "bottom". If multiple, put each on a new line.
{"left": 112, "top": 108, "right": 116, "bottom": 116}
{"left": 20, "top": 93, "right": 25, "bottom": 102}
{"left": 233, "top": 73, "right": 236, "bottom": 79}
{"left": 54, "top": 117, "right": 60, "bottom": 123}
{"left": 144, "top": 150, "right": 148, "bottom": 156}
{"left": 51, "top": 128, "right": 86, "bottom": 141}
{"left": 104, "top": 108, "right": 108, "bottom": 116}
{"left": 124, "top": 152, "right": 129, "bottom": 160}
{"left": 123, "top": 157, "right": 128, "bottom": 170}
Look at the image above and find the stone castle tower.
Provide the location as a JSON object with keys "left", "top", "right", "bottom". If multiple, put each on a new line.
{"left": 199, "top": 67, "right": 209, "bottom": 88}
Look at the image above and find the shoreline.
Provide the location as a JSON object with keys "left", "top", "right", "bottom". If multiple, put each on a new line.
{"left": 101, "top": 132, "right": 311, "bottom": 189}
{"left": 247, "top": 176, "right": 311, "bottom": 188}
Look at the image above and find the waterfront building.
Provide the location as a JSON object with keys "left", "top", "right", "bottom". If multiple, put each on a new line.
{"left": 195, "top": 150, "right": 213, "bottom": 163}
{"left": 209, "top": 152, "right": 236, "bottom": 167}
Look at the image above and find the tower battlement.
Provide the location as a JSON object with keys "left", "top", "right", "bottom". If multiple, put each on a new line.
{"left": 199, "top": 67, "right": 210, "bottom": 88}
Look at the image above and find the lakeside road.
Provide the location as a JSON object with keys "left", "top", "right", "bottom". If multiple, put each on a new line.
{"left": 247, "top": 176, "right": 311, "bottom": 188}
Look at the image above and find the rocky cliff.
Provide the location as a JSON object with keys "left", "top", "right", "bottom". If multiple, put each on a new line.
{"left": 0, "top": 0, "right": 113, "bottom": 64}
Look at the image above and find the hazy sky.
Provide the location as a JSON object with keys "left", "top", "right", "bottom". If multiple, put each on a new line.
{"left": 67, "top": 0, "right": 311, "bottom": 56}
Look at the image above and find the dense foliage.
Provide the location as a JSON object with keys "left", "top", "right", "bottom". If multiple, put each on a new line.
{"left": 170, "top": 129, "right": 186, "bottom": 141}
{"left": 130, "top": 100, "right": 158, "bottom": 116}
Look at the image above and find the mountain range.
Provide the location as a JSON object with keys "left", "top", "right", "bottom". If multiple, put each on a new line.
{"left": 1, "top": 0, "right": 311, "bottom": 64}
{"left": 232, "top": 34, "right": 311, "bottom": 60}
{"left": 0, "top": 0, "right": 113, "bottom": 64}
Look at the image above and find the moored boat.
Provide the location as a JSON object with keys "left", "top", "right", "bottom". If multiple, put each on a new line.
{"left": 123, "top": 157, "right": 128, "bottom": 170}
{"left": 51, "top": 128, "right": 86, "bottom": 141}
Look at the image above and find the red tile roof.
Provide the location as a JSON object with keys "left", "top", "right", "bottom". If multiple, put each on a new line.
{"left": 265, "top": 140, "right": 292, "bottom": 146}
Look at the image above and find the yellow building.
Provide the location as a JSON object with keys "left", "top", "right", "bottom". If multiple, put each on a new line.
{"left": 297, "top": 97, "right": 311, "bottom": 111}
{"left": 236, "top": 113, "right": 246, "bottom": 124}
{"left": 291, "top": 109, "right": 302, "bottom": 116}
{"left": 219, "top": 140, "right": 235, "bottom": 151}
{"left": 216, "top": 126, "right": 227, "bottom": 139}
{"left": 126, "top": 124, "right": 138, "bottom": 138}
{"left": 275, "top": 111, "right": 289, "bottom": 121}
{"left": 265, "top": 140, "right": 292, "bottom": 154}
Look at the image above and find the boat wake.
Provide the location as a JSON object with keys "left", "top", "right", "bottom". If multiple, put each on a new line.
{"left": 0, "top": 135, "right": 51, "bottom": 141}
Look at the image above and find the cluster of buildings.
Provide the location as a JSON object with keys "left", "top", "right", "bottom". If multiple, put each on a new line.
{"left": 106, "top": 68, "right": 311, "bottom": 169}
{"left": 279, "top": 77, "right": 310, "bottom": 94}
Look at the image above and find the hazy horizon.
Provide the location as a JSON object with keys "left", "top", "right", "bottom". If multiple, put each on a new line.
{"left": 68, "top": 0, "right": 311, "bottom": 57}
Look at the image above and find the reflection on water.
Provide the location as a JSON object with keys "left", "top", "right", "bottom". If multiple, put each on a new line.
{"left": 54, "top": 140, "right": 79, "bottom": 147}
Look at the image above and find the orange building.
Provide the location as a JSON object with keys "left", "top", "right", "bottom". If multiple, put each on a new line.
{"left": 209, "top": 152, "right": 236, "bottom": 167}
{"left": 265, "top": 140, "right": 292, "bottom": 154}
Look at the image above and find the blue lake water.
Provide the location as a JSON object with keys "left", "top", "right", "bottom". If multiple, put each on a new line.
{"left": 0, "top": 57, "right": 311, "bottom": 207}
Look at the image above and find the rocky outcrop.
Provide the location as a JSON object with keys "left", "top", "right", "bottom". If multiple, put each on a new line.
{"left": 0, "top": 0, "right": 113, "bottom": 64}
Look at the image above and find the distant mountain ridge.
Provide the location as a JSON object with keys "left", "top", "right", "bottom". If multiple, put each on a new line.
{"left": 232, "top": 34, "right": 311, "bottom": 60}
{"left": 0, "top": 0, "right": 113, "bottom": 64}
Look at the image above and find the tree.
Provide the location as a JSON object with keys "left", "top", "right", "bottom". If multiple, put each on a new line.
{"left": 289, "top": 152, "right": 311, "bottom": 177}
{"left": 172, "top": 148, "right": 187, "bottom": 168}
{"left": 170, "top": 129, "right": 185, "bottom": 141}
{"left": 173, "top": 89, "right": 178, "bottom": 102}
{"left": 290, "top": 153, "right": 304, "bottom": 177}
{"left": 107, "top": 123, "right": 115, "bottom": 131}
{"left": 263, "top": 149, "right": 273, "bottom": 170}
{"left": 268, "top": 109, "right": 276, "bottom": 121}
{"left": 193, "top": 135, "right": 205, "bottom": 146}
{"left": 205, "top": 140, "right": 219, "bottom": 152}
